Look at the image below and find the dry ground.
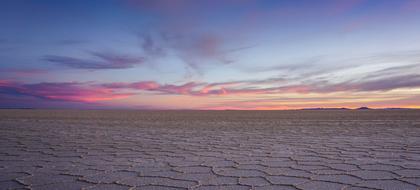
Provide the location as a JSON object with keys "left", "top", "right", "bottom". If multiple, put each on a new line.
{"left": 1, "top": 110, "right": 420, "bottom": 190}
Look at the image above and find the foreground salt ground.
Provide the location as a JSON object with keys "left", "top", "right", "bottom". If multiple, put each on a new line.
{"left": 0, "top": 110, "right": 420, "bottom": 190}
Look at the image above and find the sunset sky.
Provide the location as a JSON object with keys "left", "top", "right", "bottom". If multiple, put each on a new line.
{"left": 1, "top": 0, "right": 420, "bottom": 109}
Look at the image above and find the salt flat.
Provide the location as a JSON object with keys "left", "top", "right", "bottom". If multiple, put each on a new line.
{"left": 0, "top": 110, "right": 420, "bottom": 190}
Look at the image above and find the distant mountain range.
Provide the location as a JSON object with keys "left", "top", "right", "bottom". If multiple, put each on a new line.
{"left": 0, "top": 107, "right": 416, "bottom": 110}
{"left": 300, "top": 107, "right": 414, "bottom": 110}
{"left": 301, "top": 107, "right": 350, "bottom": 110}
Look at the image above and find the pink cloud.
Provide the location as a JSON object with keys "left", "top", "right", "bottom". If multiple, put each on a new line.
{"left": 103, "top": 81, "right": 201, "bottom": 95}
{"left": 6, "top": 74, "right": 420, "bottom": 103}
{"left": 0, "top": 80, "right": 11, "bottom": 85}
{"left": 2, "top": 74, "right": 420, "bottom": 109}
{"left": 103, "top": 81, "right": 160, "bottom": 90}
{"left": 102, "top": 80, "right": 277, "bottom": 96}
{"left": 199, "top": 82, "right": 242, "bottom": 94}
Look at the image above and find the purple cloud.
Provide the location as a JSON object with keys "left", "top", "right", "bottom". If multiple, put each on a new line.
{"left": 0, "top": 81, "right": 134, "bottom": 102}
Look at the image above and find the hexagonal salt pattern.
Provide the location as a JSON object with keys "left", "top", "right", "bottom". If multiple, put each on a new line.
{"left": 1, "top": 110, "right": 420, "bottom": 190}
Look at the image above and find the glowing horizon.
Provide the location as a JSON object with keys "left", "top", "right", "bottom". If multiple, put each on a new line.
{"left": 1, "top": 0, "right": 420, "bottom": 110}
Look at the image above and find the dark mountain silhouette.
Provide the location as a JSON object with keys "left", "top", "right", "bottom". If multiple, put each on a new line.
{"left": 301, "top": 108, "right": 350, "bottom": 110}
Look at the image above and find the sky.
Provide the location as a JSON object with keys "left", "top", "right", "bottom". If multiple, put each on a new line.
{"left": 1, "top": 0, "right": 420, "bottom": 110}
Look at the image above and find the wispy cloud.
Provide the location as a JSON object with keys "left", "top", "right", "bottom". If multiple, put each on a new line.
{"left": 361, "top": 63, "right": 420, "bottom": 80}
{"left": 44, "top": 51, "right": 145, "bottom": 70}
{"left": 103, "top": 81, "right": 202, "bottom": 95}
{"left": 173, "top": 33, "right": 234, "bottom": 68}
{"left": 2, "top": 73, "right": 420, "bottom": 109}
{"left": 125, "top": 0, "right": 254, "bottom": 17}
{"left": 332, "top": 74, "right": 420, "bottom": 92}
{"left": 55, "top": 39, "right": 88, "bottom": 45}
{"left": 135, "top": 31, "right": 255, "bottom": 73}
{"left": 241, "top": 51, "right": 420, "bottom": 84}
{"left": 254, "top": 74, "right": 420, "bottom": 94}
{"left": 100, "top": 73, "right": 420, "bottom": 97}
{"left": 139, "top": 33, "right": 166, "bottom": 58}
{"left": 0, "top": 68, "right": 47, "bottom": 77}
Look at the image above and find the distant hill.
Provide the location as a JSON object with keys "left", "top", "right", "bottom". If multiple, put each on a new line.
{"left": 357, "top": 107, "right": 371, "bottom": 110}
{"left": 300, "top": 107, "right": 415, "bottom": 110}
{"left": 301, "top": 108, "right": 350, "bottom": 110}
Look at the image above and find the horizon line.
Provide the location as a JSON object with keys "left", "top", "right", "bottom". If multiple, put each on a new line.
{"left": 0, "top": 107, "right": 418, "bottom": 111}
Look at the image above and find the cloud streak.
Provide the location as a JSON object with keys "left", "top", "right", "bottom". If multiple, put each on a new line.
{"left": 44, "top": 52, "right": 145, "bottom": 70}
{"left": 101, "top": 74, "right": 420, "bottom": 96}
{"left": 0, "top": 81, "right": 133, "bottom": 102}
{"left": 2, "top": 73, "right": 420, "bottom": 109}
{"left": 153, "top": 32, "right": 239, "bottom": 69}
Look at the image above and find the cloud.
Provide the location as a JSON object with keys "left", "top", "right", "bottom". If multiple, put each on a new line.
{"left": 2, "top": 73, "right": 420, "bottom": 109}
{"left": 157, "top": 32, "right": 238, "bottom": 69}
{"left": 102, "top": 81, "right": 161, "bottom": 90}
{"left": 0, "top": 81, "right": 133, "bottom": 102}
{"left": 125, "top": 0, "right": 253, "bottom": 17}
{"left": 135, "top": 30, "right": 254, "bottom": 75}
{"left": 44, "top": 52, "right": 145, "bottom": 70}
{"left": 101, "top": 73, "right": 420, "bottom": 97}
{"left": 244, "top": 56, "right": 322, "bottom": 73}
{"left": 177, "top": 33, "right": 234, "bottom": 67}
{"left": 272, "top": 74, "right": 420, "bottom": 94}
{"left": 3, "top": 73, "right": 419, "bottom": 107}
{"left": 102, "top": 80, "right": 272, "bottom": 96}
{"left": 103, "top": 81, "right": 202, "bottom": 95}
{"left": 339, "top": 74, "right": 420, "bottom": 92}
{"left": 327, "top": 0, "right": 366, "bottom": 16}
{"left": 0, "top": 68, "right": 47, "bottom": 77}
{"left": 361, "top": 63, "right": 420, "bottom": 80}
{"left": 138, "top": 33, "right": 166, "bottom": 58}
{"left": 125, "top": 1, "right": 260, "bottom": 74}
{"left": 56, "top": 39, "right": 88, "bottom": 45}
{"left": 99, "top": 80, "right": 286, "bottom": 96}
{"left": 241, "top": 51, "right": 420, "bottom": 85}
